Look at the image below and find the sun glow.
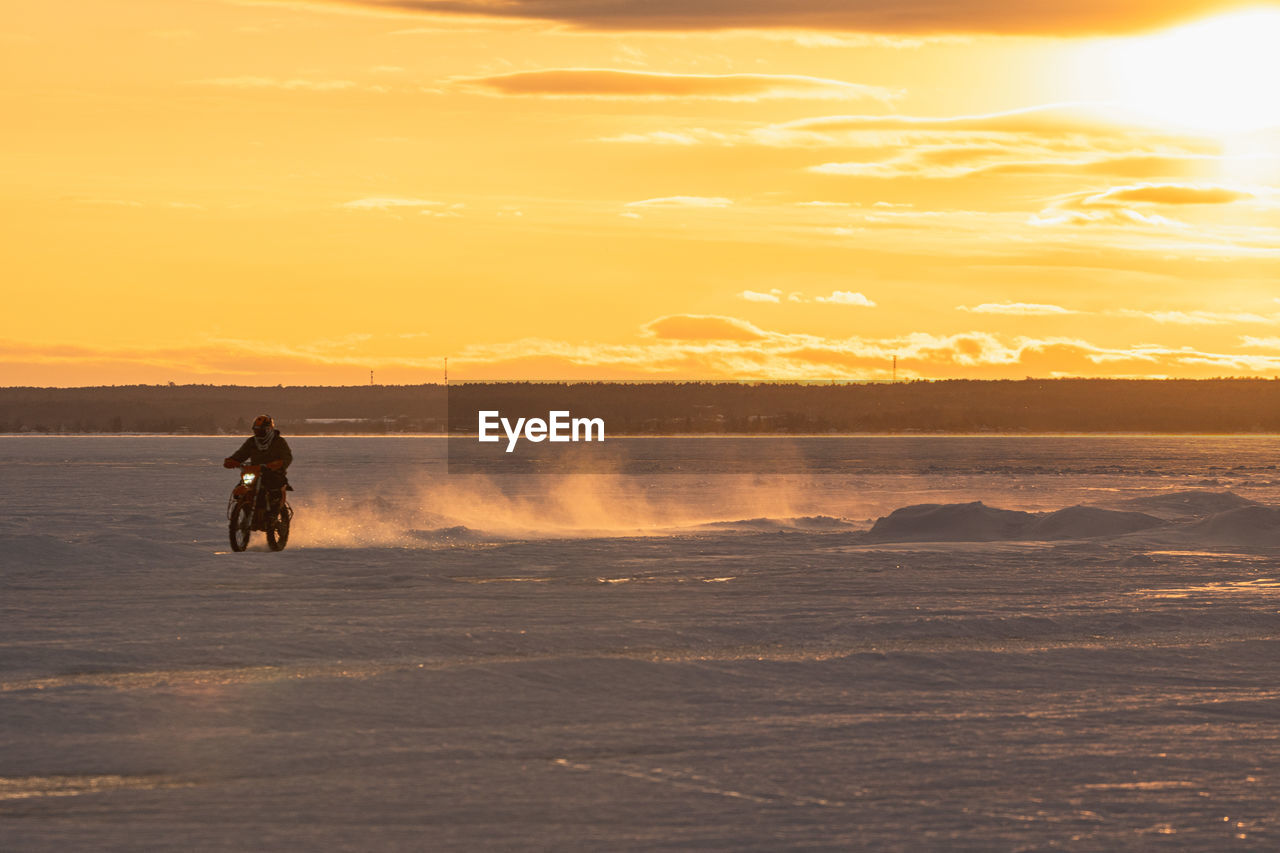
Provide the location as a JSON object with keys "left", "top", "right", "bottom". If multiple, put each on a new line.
{"left": 1109, "top": 10, "right": 1280, "bottom": 134}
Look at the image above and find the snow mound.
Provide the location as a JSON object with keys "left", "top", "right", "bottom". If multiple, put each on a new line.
{"left": 1186, "top": 505, "right": 1280, "bottom": 547}
{"left": 867, "top": 502, "right": 1036, "bottom": 543}
{"left": 697, "top": 515, "right": 859, "bottom": 533}
{"left": 1024, "top": 506, "right": 1165, "bottom": 540}
{"left": 1119, "top": 490, "right": 1257, "bottom": 519}
{"left": 867, "top": 502, "right": 1168, "bottom": 543}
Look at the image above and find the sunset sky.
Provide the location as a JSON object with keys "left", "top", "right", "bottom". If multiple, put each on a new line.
{"left": 4, "top": 0, "right": 1280, "bottom": 384}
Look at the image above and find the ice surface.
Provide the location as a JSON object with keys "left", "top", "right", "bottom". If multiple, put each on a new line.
{"left": 3, "top": 436, "right": 1280, "bottom": 849}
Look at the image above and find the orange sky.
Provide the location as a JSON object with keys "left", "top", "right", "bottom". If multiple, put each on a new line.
{"left": 3, "top": 0, "right": 1280, "bottom": 384}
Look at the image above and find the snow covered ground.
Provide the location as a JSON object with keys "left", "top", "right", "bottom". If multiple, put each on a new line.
{"left": 4, "top": 435, "right": 1280, "bottom": 850}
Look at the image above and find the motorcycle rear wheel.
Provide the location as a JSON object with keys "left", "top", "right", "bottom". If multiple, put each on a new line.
{"left": 267, "top": 506, "right": 291, "bottom": 551}
{"left": 229, "top": 502, "right": 252, "bottom": 552}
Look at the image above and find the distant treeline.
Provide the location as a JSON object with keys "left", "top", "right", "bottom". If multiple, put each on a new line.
{"left": 0, "top": 385, "right": 447, "bottom": 435}
{"left": 2, "top": 379, "right": 1280, "bottom": 434}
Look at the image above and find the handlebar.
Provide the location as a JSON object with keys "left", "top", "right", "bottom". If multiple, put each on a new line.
{"left": 227, "top": 461, "right": 283, "bottom": 472}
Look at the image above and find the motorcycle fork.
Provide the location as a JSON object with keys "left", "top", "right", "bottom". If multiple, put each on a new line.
{"left": 253, "top": 481, "right": 266, "bottom": 527}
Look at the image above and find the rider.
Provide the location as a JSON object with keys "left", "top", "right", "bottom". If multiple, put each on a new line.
{"left": 223, "top": 415, "right": 292, "bottom": 509}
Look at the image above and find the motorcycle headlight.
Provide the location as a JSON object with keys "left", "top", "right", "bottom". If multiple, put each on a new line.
{"left": 242, "top": 472, "right": 257, "bottom": 484}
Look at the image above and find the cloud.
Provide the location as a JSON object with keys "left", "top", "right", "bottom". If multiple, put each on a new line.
{"left": 781, "top": 104, "right": 1113, "bottom": 136}
{"left": 982, "top": 154, "right": 1223, "bottom": 179}
{"left": 599, "top": 104, "right": 1229, "bottom": 183}
{"left": 625, "top": 196, "right": 734, "bottom": 209}
{"left": 1028, "top": 208, "right": 1185, "bottom": 229}
{"left": 955, "top": 304, "right": 1280, "bottom": 324}
{"left": 1114, "top": 309, "right": 1280, "bottom": 325}
{"left": 451, "top": 318, "right": 1280, "bottom": 380}
{"left": 1080, "top": 184, "right": 1255, "bottom": 206}
{"left": 815, "top": 291, "right": 875, "bottom": 307}
{"left": 959, "top": 303, "right": 1079, "bottom": 316}
{"left": 340, "top": 197, "right": 447, "bottom": 210}
{"left": 601, "top": 130, "right": 719, "bottom": 146}
{"left": 642, "top": 314, "right": 769, "bottom": 341}
{"left": 738, "top": 289, "right": 874, "bottom": 306}
{"left": 603, "top": 104, "right": 1126, "bottom": 148}
{"left": 258, "top": 1, "right": 1245, "bottom": 37}
{"left": 17, "top": 327, "right": 1280, "bottom": 383}
{"left": 1031, "top": 182, "right": 1256, "bottom": 227}
{"left": 809, "top": 150, "right": 1221, "bottom": 181}
{"left": 456, "top": 69, "right": 895, "bottom": 102}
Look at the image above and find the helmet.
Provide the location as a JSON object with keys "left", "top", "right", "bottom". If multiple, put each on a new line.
{"left": 252, "top": 414, "right": 274, "bottom": 438}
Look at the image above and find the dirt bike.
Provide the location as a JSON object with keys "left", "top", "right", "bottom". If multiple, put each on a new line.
{"left": 227, "top": 463, "right": 292, "bottom": 552}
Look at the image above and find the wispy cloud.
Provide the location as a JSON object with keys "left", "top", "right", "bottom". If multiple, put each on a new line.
{"left": 596, "top": 103, "right": 1232, "bottom": 183}
{"left": 601, "top": 104, "right": 1127, "bottom": 148}
{"left": 1115, "top": 309, "right": 1280, "bottom": 325}
{"left": 959, "top": 303, "right": 1079, "bottom": 316}
{"left": 455, "top": 68, "right": 896, "bottom": 102}
{"left": 809, "top": 150, "right": 1221, "bottom": 181}
{"left": 782, "top": 103, "right": 1112, "bottom": 136}
{"left": 15, "top": 327, "right": 1280, "bottom": 382}
{"left": 451, "top": 316, "right": 1280, "bottom": 380}
{"left": 642, "top": 314, "right": 769, "bottom": 341}
{"left": 739, "top": 289, "right": 875, "bottom": 306}
{"left": 340, "top": 197, "right": 448, "bottom": 210}
{"left": 815, "top": 291, "right": 875, "bottom": 307}
{"left": 258, "top": 1, "right": 1241, "bottom": 37}
{"left": 1031, "top": 182, "right": 1256, "bottom": 227}
{"left": 625, "top": 196, "right": 734, "bottom": 209}
{"left": 1082, "top": 184, "right": 1255, "bottom": 206}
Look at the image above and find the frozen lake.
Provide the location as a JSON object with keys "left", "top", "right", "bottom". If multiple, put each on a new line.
{"left": 3, "top": 436, "right": 1280, "bottom": 849}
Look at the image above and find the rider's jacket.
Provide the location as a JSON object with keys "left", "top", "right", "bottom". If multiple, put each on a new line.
{"left": 229, "top": 432, "right": 293, "bottom": 472}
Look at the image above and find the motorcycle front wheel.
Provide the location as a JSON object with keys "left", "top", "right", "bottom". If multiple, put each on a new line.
{"left": 267, "top": 505, "right": 291, "bottom": 552}
{"left": 229, "top": 502, "right": 252, "bottom": 552}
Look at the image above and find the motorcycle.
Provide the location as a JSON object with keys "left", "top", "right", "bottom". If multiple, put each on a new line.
{"left": 227, "top": 464, "right": 292, "bottom": 552}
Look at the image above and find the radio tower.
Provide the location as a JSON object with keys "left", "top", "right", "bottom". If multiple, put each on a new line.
{"left": 370, "top": 370, "right": 374, "bottom": 386}
{"left": 444, "top": 357, "right": 448, "bottom": 386}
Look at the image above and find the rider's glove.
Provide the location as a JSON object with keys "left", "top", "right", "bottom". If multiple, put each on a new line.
{"left": 223, "top": 457, "right": 240, "bottom": 468}
{"left": 264, "top": 460, "right": 283, "bottom": 470}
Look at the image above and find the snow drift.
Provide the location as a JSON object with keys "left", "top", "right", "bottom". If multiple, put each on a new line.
{"left": 1184, "top": 505, "right": 1280, "bottom": 547}
{"left": 867, "top": 502, "right": 1037, "bottom": 542}
{"left": 1119, "top": 489, "right": 1258, "bottom": 519}
{"left": 1023, "top": 505, "right": 1165, "bottom": 540}
{"left": 866, "top": 494, "right": 1248, "bottom": 544}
